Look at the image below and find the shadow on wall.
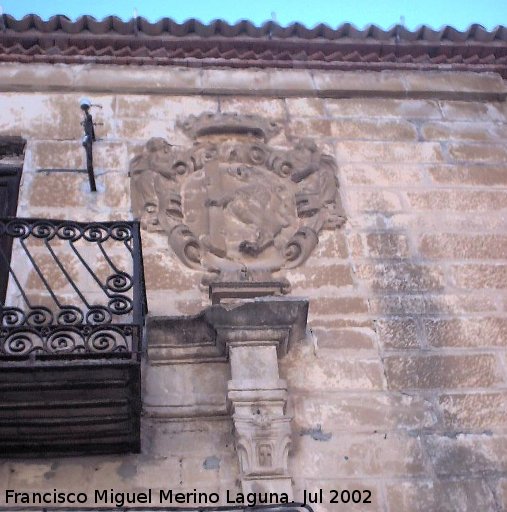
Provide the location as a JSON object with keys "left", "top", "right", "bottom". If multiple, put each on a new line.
{"left": 370, "top": 220, "right": 503, "bottom": 510}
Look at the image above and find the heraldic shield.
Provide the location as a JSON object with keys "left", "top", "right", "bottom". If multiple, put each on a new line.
{"left": 130, "top": 113, "right": 346, "bottom": 298}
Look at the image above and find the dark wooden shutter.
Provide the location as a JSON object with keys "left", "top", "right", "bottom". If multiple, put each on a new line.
{"left": 0, "top": 167, "right": 22, "bottom": 302}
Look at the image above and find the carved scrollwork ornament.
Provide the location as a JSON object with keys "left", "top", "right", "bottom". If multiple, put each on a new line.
{"left": 130, "top": 112, "right": 346, "bottom": 290}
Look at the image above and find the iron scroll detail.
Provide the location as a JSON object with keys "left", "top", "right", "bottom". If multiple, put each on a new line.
{"left": 0, "top": 218, "right": 147, "bottom": 359}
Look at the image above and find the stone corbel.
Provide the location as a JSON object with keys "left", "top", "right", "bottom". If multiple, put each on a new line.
{"left": 206, "top": 299, "right": 308, "bottom": 497}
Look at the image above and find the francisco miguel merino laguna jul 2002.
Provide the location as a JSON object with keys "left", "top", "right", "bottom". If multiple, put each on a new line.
{"left": 4, "top": 488, "right": 297, "bottom": 507}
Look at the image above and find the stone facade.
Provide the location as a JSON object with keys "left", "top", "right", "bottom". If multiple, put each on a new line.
{"left": 1, "top": 62, "right": 507, "bottom": 511}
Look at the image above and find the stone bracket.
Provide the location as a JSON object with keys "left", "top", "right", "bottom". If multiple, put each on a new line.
{"left": 147, "top": 313, "right": 226, "bottom": 364}
{"left": 147, "top": 298, "right": 309, "bottom": 364}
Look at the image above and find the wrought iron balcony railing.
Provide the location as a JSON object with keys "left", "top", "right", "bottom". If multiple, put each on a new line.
{"left": 0, "top": 218, "right": 147, "bottom": 361}
{"left": 0, "top": 217, "right": 147, "bottom": 456}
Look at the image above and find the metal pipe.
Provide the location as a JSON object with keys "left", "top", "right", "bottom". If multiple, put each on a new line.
{"left": 81, "top": 101, "right": 97, "bottom": 192}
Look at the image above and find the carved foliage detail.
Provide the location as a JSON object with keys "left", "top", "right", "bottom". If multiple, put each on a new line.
{"left": 234, "top": 412, "right": 292, "bottom": 478}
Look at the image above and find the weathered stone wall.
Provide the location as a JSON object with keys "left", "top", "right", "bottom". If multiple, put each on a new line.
{"left": 1, "top": 64, "right": 507, "bottom": 511}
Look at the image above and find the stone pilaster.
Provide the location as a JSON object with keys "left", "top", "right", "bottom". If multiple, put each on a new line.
{"left": 207, "top": 299, "right": 309, "bottom": 497}
{"left": 227, "top": 340, "right": 293, "bottom": 495}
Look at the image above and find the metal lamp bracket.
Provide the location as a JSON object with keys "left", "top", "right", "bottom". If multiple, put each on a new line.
{"left": 35, "top": 97, "right": 103, "bottom": 193}
{"left": 80, "top": 97, "right": 103, "bottom": 192}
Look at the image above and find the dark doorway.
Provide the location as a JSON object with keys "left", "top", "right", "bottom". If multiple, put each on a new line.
{"left": 0, "top": 137, "right": 25, "bottom": 303}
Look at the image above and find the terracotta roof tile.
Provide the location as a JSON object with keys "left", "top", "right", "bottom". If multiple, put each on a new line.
{"left": 0, "top": 14, "right": 506, "bottom": 75}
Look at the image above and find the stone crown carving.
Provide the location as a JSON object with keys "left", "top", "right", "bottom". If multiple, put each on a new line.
{"left": 177, "top": 112, "right": 282, "bottom": 141}
{"left": 130, "top": 112, "right": 346, "bottom": 291}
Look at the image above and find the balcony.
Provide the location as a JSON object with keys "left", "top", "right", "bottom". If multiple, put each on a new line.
{"left": 0, "top": 218, "right": 147, "bottom": 456}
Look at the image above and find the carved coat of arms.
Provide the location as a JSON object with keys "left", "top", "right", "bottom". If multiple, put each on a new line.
{"left": 130, "top": 113, "right": 345, "bottom": 295}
